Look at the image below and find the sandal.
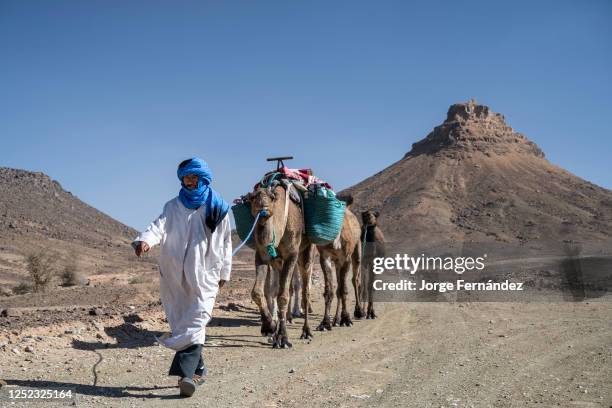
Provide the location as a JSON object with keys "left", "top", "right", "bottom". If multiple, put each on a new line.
{"left": 177, "top": 375, "right": 206, "bottom": 387}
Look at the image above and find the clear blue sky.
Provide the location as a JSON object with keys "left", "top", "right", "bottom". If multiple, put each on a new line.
{"left": 1, "top": 0, "right": 610, "bottom": 230}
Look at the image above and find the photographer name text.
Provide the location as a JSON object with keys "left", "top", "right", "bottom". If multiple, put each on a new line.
{"left": 373, "top": 279, "right": 524, "bottom": 292}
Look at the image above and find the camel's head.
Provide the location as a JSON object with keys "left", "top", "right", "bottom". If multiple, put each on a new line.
{"left": 336, "top": 192, "right": 353, "bottom": 207}
{"left": 249, "top": 185, "right": 281, "bottom": 224}
{"left": 361, "top": 210, "right": 380, "bottom": 227}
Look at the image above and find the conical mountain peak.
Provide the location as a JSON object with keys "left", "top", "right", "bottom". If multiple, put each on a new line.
{"left": 406, "top": 99, "right": 544, "bottom": 158}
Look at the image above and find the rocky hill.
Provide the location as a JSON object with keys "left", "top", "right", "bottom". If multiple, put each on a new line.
{"left": 343, "top": 100, "right": 612, "bottom": 249}
{"left": 0, "top": 167, "right": 135, "bottom": 246}
{"left": 0, "top": 167, "right": 150, "bottom": 295}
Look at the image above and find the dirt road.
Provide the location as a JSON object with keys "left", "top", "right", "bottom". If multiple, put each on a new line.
{"left": 2, "top": 297, "right": 611, "bottom": 407}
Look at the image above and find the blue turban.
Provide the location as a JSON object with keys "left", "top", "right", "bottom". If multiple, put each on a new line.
{"left": 177, "top": 157, "right": 229, "bottom": 232}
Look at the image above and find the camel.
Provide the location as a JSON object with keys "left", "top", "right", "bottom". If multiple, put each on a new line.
{"left": 316, "top": 194, "right": 364, "bottom": 330}
{"left": 360, "top": 210, "right": 386, "bottom": 319}
{"left": 249, "top": 180, "right": 316, "bottom": 348}
{"left": 248, "top": 181, "right": 364, "bottom": 347}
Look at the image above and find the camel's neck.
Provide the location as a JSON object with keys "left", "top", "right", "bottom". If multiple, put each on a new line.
{"left": 272, "top": 188, "right": 287, "bottom": 239}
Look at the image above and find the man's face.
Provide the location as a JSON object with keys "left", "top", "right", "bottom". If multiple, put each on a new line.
{"left": 182, "top": 174, "right": 199, "bottom": 190}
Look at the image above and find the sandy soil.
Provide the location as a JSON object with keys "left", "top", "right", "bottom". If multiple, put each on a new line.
{"left": 1, "top": 269, "right": 611, "bottom": 407}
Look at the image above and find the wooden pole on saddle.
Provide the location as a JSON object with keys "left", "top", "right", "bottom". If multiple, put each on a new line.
{"left": 266, "top": 156, "right": 293, "bottom": 171}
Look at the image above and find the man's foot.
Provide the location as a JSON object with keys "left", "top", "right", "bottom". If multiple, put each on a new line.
{"left": 177, "top": 375, "right": 205, "bottom": 388}
{"left": 179, "top": 377, "right": 196, "bottom": 397}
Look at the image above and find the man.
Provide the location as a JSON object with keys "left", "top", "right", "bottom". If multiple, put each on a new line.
{"left": 132, "top": 157, "right": 231, "bottom": 397}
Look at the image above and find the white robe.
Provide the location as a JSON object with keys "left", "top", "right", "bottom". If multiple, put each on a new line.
{"left": 134, "top": 197, "right": 232, "bottom": 351}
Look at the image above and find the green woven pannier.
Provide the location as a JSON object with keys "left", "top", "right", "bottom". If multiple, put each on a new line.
{"left": 231, "top": 202, "right": 256, "bottom": 249}
{"left": 303, "top": 185, "right": 346, "bottom": 245}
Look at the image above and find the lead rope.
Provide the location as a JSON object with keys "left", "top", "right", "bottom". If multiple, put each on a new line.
{"left": 362, "top": 226, "right": 367, "bottom": 255}
{"left": 232, "top": 210, "right": 263, "bottom": 257}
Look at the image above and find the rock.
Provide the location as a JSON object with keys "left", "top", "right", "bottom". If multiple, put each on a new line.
{"left": 288, "top": 368, "right": 296, "bottom": 374}
{"left": 24, "top": 345, "right": 34, "bottom": 353}
{"left": 11, "top": 347, "right": 20, "bottom": 355}
{"left": 89, "top": 308, "right": 99, "bottom": 316}
{"left": 1, "top": 309, "right": 22, "bottom": 317}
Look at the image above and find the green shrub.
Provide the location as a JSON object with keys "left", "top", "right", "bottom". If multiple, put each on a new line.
{"left": 25, "top": 250, "right": 58, "bottom": 292}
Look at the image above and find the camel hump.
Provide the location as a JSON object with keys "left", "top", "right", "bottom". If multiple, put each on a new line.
{"left": 336, "top": 193, "right": 354, "bottom": 207}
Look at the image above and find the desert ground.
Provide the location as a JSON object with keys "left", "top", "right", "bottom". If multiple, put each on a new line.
{"left": 1, "top": 257, "right": 611, "bottom": 408}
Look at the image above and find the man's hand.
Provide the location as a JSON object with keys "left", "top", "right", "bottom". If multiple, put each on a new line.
{"left": 219, "top": 280, "right": 227, "bottom": 288}
{"left": 133, "top": 241, "right": 150, "bottom": 257}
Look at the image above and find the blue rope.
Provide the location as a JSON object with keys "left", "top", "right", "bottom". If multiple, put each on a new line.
{"left": 232, "top": 210, "right": 263, "bottom": 256}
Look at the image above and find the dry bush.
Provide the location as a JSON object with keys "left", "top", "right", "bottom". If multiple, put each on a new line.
{"left": 128, "top": 274, "right": 147, "bottom": 285}
{"left": 12, "top": 282, "right": 32, "bottom": 295}
{"left": 25, "top": 249, "right": 59, "bottom": 292}
{"left": 59, "top": 253, "right": 81, "bottom": 287}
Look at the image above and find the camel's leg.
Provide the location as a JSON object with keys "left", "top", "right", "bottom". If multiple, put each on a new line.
{"left": 305, "top": 273, "right": 313, "bottom": 314}
{"left": 367, "top": 298, "right": 377, "bottom": 320}
{"left": 316, "top": 252, "right": 336, "bottom": 331}
{"left": 291, "top": 270, "right": 303, "bottom": 318}
{"left": 359, "top": 256, "right": 369, "bottom": 314}
{"left": 287, "top": 272, "right": 294, "bottom": 324}
{"left": 253, "top": 255, "right": 276, "bottom": 336}
{"left": 298, "top": 245, "right": 314, "bottom": 340}
{"left": 265, "top": 264, "right": 279, "bottom": 322}
{"left": 273, "top": 253, "right": 298, "bottom": 349}
{"left": 336, "top": 261, "right": 353, "bottom": 327}
{"left": 333, "top": 266, "right": 343, "bottom": 326}
{"left": 361, "top": 257, "right": 374, "bottom": 319}
{"left": 307, "top": 273, "right": 314, "bottom": 314}
{"left": 352, "top": 245, "right": 365, "bottom": 319}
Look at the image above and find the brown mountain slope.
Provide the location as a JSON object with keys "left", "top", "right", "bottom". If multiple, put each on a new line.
{"left": 0, "top": 167, "right": 135, "bottom": 245}
{"left": 342, "top": 100, "right": 612, "bottom": 248}
{"left": 0, "top": 167, "right": 152, "bottom": 295}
